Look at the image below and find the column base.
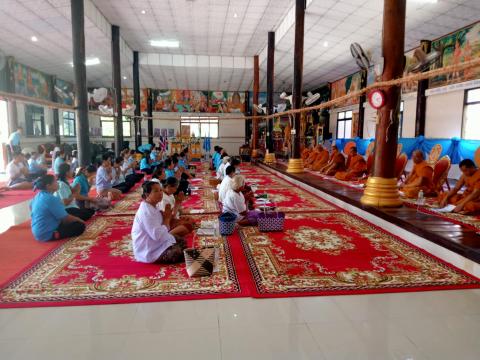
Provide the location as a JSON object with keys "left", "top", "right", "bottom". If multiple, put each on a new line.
{"left": 286, "top": 158, "right": 304, "bottom": 173}
{"left": 360, "top": 177, "right": 403, "bottom": 207}
{"left": 264, "top": 152, "right": 276, "bottom": 164}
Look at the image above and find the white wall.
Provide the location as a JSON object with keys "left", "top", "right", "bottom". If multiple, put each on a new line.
{"left": 425, "top": 89, "right": 465, "bottom": 138}
{"left": 402, "top": 94, "right": 417, "bottom": 138}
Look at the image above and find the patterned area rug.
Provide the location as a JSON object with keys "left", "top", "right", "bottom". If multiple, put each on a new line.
{"left": 0, "top": 216, "right": 246, "bottom": 308}
{"left": 254, "top": 187, "right": 340, "bottom": 213}
{"left": 246, "top": 174, "right": 292, "bottom": 188}
{"left": 238, "top": 212, "right": 480, "bottom": 297}
{"left": 182, "top": 188, "right": 219, "bottom": 214}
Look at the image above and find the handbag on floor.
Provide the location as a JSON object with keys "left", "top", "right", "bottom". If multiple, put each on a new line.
{"left": 184, "top": 246, "right": 218, "bottom": 277}
{"left": 258, "top": 210, "right": 285, "bottom": 232}
{"left": 218, "top": 212, "right": 237, "bottom": 235}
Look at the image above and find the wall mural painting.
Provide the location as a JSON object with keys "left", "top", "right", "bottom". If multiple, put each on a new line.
{"left": 402, "top": 47, "right": 421, "bottom": 94}
{"left": 208, "top": 91, "right": 245, "bottom": 113}
{"left": 54, "top": 79, "right": 75, "bottom": 106}
{"left": 121, "top": 88, "right": 149, "bottom": 113}
{"left": 330, "top": 72, "right": 362, "bottom": 107}
{"left": 87, "top": 87, "right": 114, "bottom": 111}
{"left": 152, "top": 89, "right": 209, "bottom": 112}
{"left": 430, "top": 21, "right": 480, "bottom": 88}
{"left": 14, "top": 63, "right": 52, "bottom": 100}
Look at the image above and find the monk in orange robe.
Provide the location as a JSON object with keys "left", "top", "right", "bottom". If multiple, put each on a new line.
{"left": 400, "top": 150, "right": 434, "bottom": 198}
{"left": 301, "top": 146, "right": 311, "bottom": 161}
{"left": 321, "top": 145, "right": 346, "bottom": 176}
{"left": 335, "top": 147, "right": 367, "bottom": 181}
{"left": 304, "top": 145, "right": 324, "bottom": 168}
{"left": 438, "top": 159, "right": 480, "bottom": 214}
{"left": 311, "top": 145, "right": 330, "bottom": 171}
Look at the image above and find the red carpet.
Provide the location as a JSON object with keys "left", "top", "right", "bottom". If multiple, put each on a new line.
{"left": 237, "top": 212, "right": 480, "bottom": 297}
{"left": 0, "top": 190, "right": 35, "bottom": 209}
{"left": 182, "top": 188, "right": 219, "bottom": 214}
{"left": 0, "top": 216, "right": 248, "bottom": 308}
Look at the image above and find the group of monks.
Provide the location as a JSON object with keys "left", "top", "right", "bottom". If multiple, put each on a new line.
{"left": 301, "top": 144, "right": 367, "bottom": 181}
{"left": 300, "top": 144, "right": 480, "bottom": 215}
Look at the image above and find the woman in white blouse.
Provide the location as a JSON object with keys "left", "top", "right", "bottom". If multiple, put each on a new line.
{"left": 131, "top": 181, "right": 190, "bottom": 264}
{"left": 222, "top": 175, "right": 257, "bottom": 226}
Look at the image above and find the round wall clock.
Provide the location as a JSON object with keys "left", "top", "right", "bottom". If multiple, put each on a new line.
{"left": 368, "top": 89, "right": 386, "bottom": 109}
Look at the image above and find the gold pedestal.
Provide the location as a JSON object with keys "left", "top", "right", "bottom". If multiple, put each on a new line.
{"left": 360, "top": 177, "right": 402, "bottom": 207}
{"left": 264, "top": 152, "right": 276, "bottom": 164}
{"left": 286, "top": 158, "right": 304, "bottom": 173}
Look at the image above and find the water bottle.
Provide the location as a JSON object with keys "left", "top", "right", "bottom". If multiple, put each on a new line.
{"left": 417, "top": 190, "right": 425, "bottom": 209}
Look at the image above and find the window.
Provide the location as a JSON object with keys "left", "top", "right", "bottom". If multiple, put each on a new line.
{"left": 463, "top": 88, "right": 480, "bottom": 140}
{"left": 336, "top": 111, "right": 352, "bottom": 139}
{"left": 180, "top": 116, "right": 219, "bottom": 138}
{"left": 61, "top": 111, "right": 76, "bottom": 137}
{"left": 398, "top": 101, "right": 404, "bottom": 138}
{"left": 25, "top": 105, "right": 45, "bottom": 136}
{"left": 100, "top": 116, "right": 131, "bottom": 137}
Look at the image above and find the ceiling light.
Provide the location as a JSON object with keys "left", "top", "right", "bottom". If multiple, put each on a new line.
{"left": 69, "top": 57, "right": 101, "bottom": 67}
{"left": 150, "top": 39, "right": 180, "bottom": 48}
{"left": 233, "top": 13, "right": 238, "bottom": 18}
{"left": 31, "top": 36, "right": 38, "bottom": 42}
{"left": 141, "top": 9, "right": 146, "bottom": 14}
{"left": 323, "top": 41, "right": 329, "bottom": 47}
{"left": 123, "top": 76, "right": 127, "bottom": 80}
{"left": 409, "top": 0, "right": 437, "bottom": 3}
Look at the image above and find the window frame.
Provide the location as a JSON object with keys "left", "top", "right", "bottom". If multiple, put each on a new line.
{"left": 462, "top": 87, "right": 480, "bottom": 140}
{"left": 25, "top": 105, "right": 45, "bottom": 137}
{"left": 100, "top": 116, "right": 132, "bottom": 138}
{"left": 398, "top": 100, "right": 404, "bottom": 138}
{"left": 180, "top": 116, "right": 219, "bottom": 138}
{"left": 61, "top": 111, "right": 76, "bottom": 137}
{"left": 336, "top": 111, "right": 353, "bottom": 139}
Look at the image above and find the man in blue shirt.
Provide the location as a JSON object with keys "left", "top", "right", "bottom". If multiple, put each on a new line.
{"left": 7, "top": 126, "right": 22, "bottom": 161}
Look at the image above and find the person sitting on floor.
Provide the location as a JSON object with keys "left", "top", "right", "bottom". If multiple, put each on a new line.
{"left": 216, "top": 156, "right": 230, "bottom": 180}
{"left": 152, "top": 166, "right": 166, "bottom": 184}
{"left": 26, "top": 152, "right": 47, "bottom": 178}
{"left": 335, "top": 147, "right": 367, "bottom": 181}
{"left": 438, "top": 159, "right": 480, "bottom": 214}
{"left": 131, "top": 181, "right": 191, "bottom": 264}
{"left": 53, "top": 149, "right": 66, "bottom": 176}
{"left": 31, "top": 174, "right": 86, "bottom": 242}
{"left": 111, "top": 157, "right": 135, "bottom": 194}
{"left": 164, "top": 158, "right": 190, "bottom": 194}
{"left": 70, "top": 150, "right": 79, "bottom": 174}
{"left": 122, "top": 151, "right": 144, "bottom": 183}
{"left": 222, "top": 175, "right": 257, "bottom": 226}
{"left": 96, "top": 154, "right": 122, "bottom": 200}
{"left": 304, "top": 145, "right": 322, "bottom": 168}
{"left": 218, "top": 165, "right": 236, "bottom": 203}
{"left": 72, "top": 165, "right": 105, "bottom": 209}
{"left": 400, "top": 150, "right": 434, "bottom": 198}
{"left": 55, "top": 163, "right": 95, "bottom": 221}
{"left": 321, "top": 145, "right": 346, "bottom": 176}
{"left": 140, "top": 151, "right": 154, "bottom": 175}
{"left": 6, "top": 152, "right": 35, "bottom": 190}
{"left": 157, "top": 177, "right": 194, "bottom": 232}
{"left": 310, "top": 145, "right": 330, "bottom": 171}
{"left": 301, "top": 145, "right": 311, "bottom": 161}
{"left": 230, "top": 158, "right": 241, "bottom": 174}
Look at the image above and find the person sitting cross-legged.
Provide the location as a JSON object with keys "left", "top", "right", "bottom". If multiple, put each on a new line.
{"left": 222, "top": 175, "right": 257, "bottom": 226}
{"left": 31, "top": 175, "right": 86, "bottom": 241}
{"left": 96, "top": 154, "right": 122, "bottom": 200}
{"left": 218, "top": 165, "right": 236, "bottom": 203}
{"left": 400, "top": 150, "right": 434, "bottom": 198}
{"left": 438, "top": 159, "right": 480, "bottom": 214}
{"left": 156, "top": 177, "right": 194, "bottom": 232}
{"left": 310, "top": 145, "right": 330, "bottom": 171}
{"left": 27, "top": 152, "right": 47, "bottom": 178}
{"left": 335, "top": 146, "right": 367, "bottom": 181}
{"left": 131, "top": 181, "right": 191, "bottom": 264}
{"left": 6, "top": 152, "right": 36, "bottom": 190}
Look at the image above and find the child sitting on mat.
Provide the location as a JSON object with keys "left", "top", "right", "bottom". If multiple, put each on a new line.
{"left": 131, "top": 181, "right": 190, "bottom": 264}
{"left": 31, "top": 174, "right": 86, "bottom": 241}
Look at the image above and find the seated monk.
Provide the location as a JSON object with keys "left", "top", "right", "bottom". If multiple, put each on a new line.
{"left": 311, "top": 145, "right": 330, "bottom": 171}
{"left": 334, "top": 147, "right": 367, "bottom": 181}
{"left": 301, "top": 146, "right": 311, "bottom": 161}
{"left": 321, "top": 145, "right": 346, "bottom": 176}
{"left": 438, "top": 159, "right": 480, "bottom": 214}
{"left": 304, "top": 145, "right": 322, "bottom": 168}
{"left": 400, "top": 150, "right": 434, "bottom": 198}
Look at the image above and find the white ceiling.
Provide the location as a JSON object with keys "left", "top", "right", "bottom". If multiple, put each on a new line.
{"left": 0, "top": 0, "right": 479, "bottom": 92}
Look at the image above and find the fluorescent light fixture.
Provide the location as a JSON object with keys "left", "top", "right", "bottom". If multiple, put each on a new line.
{"left": 150, "top": 39, "right": 180, "bottom": 48}
{"left": 233, "top": 13, "right": 238, "bottom": 18}
{"left": 409, "top": 0, "right": 437, "bottom": 3}
{"left": 141, "top": 9, "right": 146, "bottom": 14}
{"left": 323, "top": 41, "right": 329, "bottom": 47}
{"left": 31, "top": 36, "right": 38, "bottom": 42}
{"left": 123, "top": 76, "right": 127, "bottom": 80}
{"left": 69, "top": 57, "right": 101, "bottom": 67}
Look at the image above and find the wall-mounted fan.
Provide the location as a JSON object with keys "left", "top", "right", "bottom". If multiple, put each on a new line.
{"left": 350, "top": 42, "right": 371, "bottom": 70}
{"left": 253, "top": 103, "right": 266, "bottom": 114}
{"left": 280, "top": 92, "right": 293, "bottom": 104}
{"left": 407, "top": 47, "right": 442, "bottom": 73}
{"left": 304, "top": 91, "right": 320, "bottom": 106}
{"left": 98, "top": 105, "right": 113, "bottom": 115}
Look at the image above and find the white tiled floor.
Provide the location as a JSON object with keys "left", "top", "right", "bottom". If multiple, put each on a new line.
{"left": 1, "top": 200, "right": 480, "bottom": 359}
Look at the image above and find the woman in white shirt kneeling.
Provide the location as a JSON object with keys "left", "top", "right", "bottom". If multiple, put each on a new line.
{"left": 131, "top": 181, "right": 190, "bottom": 264}
{"left": 222, "top": 175, "right": 258, "bottom": 226}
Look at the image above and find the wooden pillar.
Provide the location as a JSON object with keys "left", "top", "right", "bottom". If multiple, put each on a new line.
{"left": 51, "top": 76, "right": 61, "bottom": 145}
{"left": 264, "top": 31, "right": 276, "bottom": 164}
{"left": 252, "top": 55, "right": 259, "bottom": 156}
{"left": 286, "top": 0, "right": 306, "bottom": 173}
{"left": 358, "top": 70, "right": 368, "bottom": 138}
{"left": 361, "top": 0, "right": 405, "bottom": 207}
{"left": 111, "top": 25, "right": 123, "bottom": 156}
{"left": 147, "top": 88, "right": 154, "bottom": 145}
{"left": 415, "top": 40, "right": 431, "bottom": 137}
{"left": 133, "top": 51, "right": 142, "bottom": 148}
{"left": 70, "top": 0, "right": 90, "bottom": 166}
